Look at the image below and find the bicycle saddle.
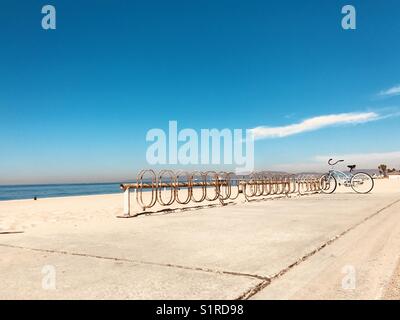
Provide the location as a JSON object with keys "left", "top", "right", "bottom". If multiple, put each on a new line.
{"left": 347, "top": 165, "right": 356, "bottom": 172}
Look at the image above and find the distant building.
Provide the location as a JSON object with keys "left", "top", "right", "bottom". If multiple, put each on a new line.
{"left": 388, "top": 172, "right": 400, "bottom": 180}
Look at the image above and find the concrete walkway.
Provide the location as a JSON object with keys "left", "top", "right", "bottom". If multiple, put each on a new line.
{"left": 0, "top": 181, "right": 399, "bottom": 299}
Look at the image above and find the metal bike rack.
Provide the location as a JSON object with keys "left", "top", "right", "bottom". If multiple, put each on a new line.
{"left": 120, "top": 170, "right": 325, "bottom": 217}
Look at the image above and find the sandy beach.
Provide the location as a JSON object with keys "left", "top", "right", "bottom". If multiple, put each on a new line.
{"left": 0, "top": 178, "right": 399, "bottom": 299}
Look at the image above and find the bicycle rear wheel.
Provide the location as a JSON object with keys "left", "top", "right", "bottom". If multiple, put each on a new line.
{"left": 319, "top": 174, "right": 337, "bottom": 194}
{"left": 350, "top": 172, "right": 374, "bottom": 194}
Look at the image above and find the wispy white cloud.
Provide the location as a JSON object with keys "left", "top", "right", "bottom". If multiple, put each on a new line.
{"left": 250, "top": 112, "right": 381, "bottom": 140}
{"left": 379, "top": 85, "right": 400, "bottom": 97}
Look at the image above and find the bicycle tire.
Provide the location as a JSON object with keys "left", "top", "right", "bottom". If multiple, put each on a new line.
{"left": 320, "top": 174, "right": 337, "bottom": 194}
{"left": 350, "top": 172, "right": 374, "bottom": 194}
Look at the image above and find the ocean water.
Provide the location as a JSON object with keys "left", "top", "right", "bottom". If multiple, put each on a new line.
{"left": 0, "top": 183, "right": 124, "bottom": 201}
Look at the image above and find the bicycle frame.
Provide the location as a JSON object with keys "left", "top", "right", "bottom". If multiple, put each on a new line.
{"left": 325, "top": 159, "right": 356, "bottom": 187}
{"left": 328, "top": 169, "right": 353, "bottom": 184}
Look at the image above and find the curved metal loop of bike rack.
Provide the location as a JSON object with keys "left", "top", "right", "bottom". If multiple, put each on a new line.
{"left": 190, "top": 171, "right": 206, "bottom": 203}
{"left": 136, "top": 169, "right": 158, "bottom": 210}
{"left": 175, "top": 171, "right": 192, "bottom": 205}
{"left": 204, "top": 171, "right": 220, "bottom": 202}
{"left": 157, "top": 169, "right": 175, "bottom": 206}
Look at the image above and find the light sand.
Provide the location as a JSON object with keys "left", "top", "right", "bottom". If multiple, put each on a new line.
{"left": 0, "top": 179, "right": 399, "bottom": 299}
{"left": 383, "top": 257, "right": 400, "bottom": 299}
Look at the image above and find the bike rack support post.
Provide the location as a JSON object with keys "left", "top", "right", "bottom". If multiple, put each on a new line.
{"left": 119, "top": 184, "right": 137, "bottom": 218}
{"left": 123, "top": 187, "right": 130, "bottom": 216}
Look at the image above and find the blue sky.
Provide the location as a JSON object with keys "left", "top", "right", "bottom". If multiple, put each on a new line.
{"left": 1, "top": 0, "right": 400, "bottom": 184}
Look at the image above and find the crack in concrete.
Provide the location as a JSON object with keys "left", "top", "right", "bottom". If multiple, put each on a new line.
{"left": 0, "top": 242, "right": 268, "bottom": 281}
{"left": 236, "top": 197, "right": 400, "bottom": 300}
{"left": 0, "top": 231, "right": 24, "bottom": 235}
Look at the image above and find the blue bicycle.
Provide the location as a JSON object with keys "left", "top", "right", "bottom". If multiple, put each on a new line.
{"left": 320, "top": 159, "right": 374, "bottom": 194}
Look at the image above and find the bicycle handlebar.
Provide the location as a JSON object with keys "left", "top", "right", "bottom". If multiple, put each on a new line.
{"left": 328, "top": 158, "right": 344, "bottom": 166}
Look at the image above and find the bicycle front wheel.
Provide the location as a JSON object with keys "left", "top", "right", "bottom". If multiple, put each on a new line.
{"left": 350, "top": 172, "right": 374, "bottom": 194}
{"left": 319, "top": 174, "right": 337, "bottom": 194}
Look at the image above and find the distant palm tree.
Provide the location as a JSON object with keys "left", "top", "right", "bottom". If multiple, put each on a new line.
{"left": 378, "top": 164, "right": 388, "bottom": 177}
